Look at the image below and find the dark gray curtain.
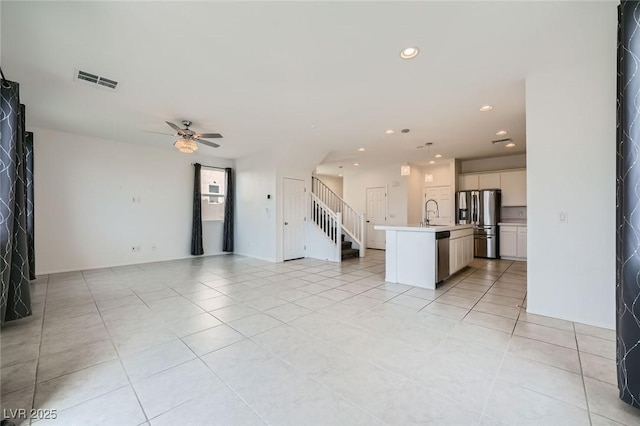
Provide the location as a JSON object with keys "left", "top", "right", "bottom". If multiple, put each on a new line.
{"left": 191, "top": 163, "right": 204, "bottom": 255}
{"left": 617, "top": 0, "right": 640, "bottom": 408}
{"left": 0, "top": 80, "right": 33, "bottom": 324}
{"left": 223, "top": 167, "right": 234, "bottom": 252}
{"left": 25, "top": 131, "right": 35, "bottom": 280}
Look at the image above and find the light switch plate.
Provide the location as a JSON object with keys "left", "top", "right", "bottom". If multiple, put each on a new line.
{"left": 558, "top": 211, "right": 568, "bottom": 223}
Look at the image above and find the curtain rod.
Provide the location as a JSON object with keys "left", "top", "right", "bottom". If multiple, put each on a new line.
{"left": 192, "top": 163, "right": 227, "bottom": 171}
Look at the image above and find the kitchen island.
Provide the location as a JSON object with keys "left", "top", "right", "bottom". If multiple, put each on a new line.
{"left": 375, "top": 224, "right": 474, "bottom": 289}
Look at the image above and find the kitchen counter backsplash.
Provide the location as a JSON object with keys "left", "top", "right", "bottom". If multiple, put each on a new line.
{"left": 501, "top": 206, "right": 526, "bottom": 221}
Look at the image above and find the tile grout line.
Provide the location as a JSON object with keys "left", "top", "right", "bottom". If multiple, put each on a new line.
{"left": 458, "top": 260, "right": 516, "bottom": 322}
{"left": 28, "top": 274, "right": 50, "bottom": 426}
{"left": 574, "top": 321, "right": 594, "bottom": 426}
{"left": 245, "top": 330, "right": 392, "bottom": 425}
{"left": 276, "top": 312, "right": 485, "bottom": 420}
{"left": 81, "top": 269, "right": 152, "bottom": 426}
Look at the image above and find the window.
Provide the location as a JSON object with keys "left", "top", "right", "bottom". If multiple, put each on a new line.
{"left": 201, "top": 168, "right": 226, "bottom": 221}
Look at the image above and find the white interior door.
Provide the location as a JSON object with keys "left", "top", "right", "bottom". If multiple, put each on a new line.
{"left": 424, "top": 186, "right": 452, "bottom": 225}
{"left": 366, "top": 187, "right": 387, "bottom": 250}
{"left": 283, "top": 178, "right": 306, "bottom": 260}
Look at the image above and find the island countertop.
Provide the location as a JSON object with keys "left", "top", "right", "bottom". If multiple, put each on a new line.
{"left": 375, "top": 224, "right": 474, "bottom": 233}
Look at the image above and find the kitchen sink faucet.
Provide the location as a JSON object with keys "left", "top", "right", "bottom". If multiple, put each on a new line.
{"left": 424, "top": 199, "right": 440, "bottom": 226}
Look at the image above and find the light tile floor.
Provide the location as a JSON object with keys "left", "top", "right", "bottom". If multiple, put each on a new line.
{"left": 1, "top": 252, "right": 639, "bottom": 425}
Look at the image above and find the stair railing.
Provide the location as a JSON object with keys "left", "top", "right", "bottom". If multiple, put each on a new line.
{"left": 310, "top": 192, "right": 342, "bottom": 260}
{"left": 312, "top": 177, "right": 366, "bottom": 257}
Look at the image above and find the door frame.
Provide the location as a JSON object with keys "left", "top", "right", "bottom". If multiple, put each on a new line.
{"left": 282, "top": 177, "right": 306, "bottom": 261}
{"left": 366, "top": 185, "right": 388, "bottom": 249}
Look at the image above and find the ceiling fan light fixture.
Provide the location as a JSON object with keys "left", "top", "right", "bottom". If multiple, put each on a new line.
{"left": 174, "top": 138, "right": 198, "bottom": 153}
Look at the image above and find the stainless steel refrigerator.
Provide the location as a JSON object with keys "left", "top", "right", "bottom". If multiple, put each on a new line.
{"left": 456, "top": 190, "right": 501, "bottom": 258}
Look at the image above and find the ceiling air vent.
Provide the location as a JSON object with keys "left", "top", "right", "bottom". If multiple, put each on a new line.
{"left": 74, "top": 70, "right": 118, "bottom": 90}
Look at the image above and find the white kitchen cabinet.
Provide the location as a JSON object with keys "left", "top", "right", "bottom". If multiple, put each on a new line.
{"left": 500, "top": 226, "right": 518, "bottom": 257}
{"left": 459, "top": 175, "right": 479, "bottom": 191}
{"left": 517, "top": 227, "right": 527, "bottom": 258}
{"left": 458, "top": 169, "right": 526, "bottom": 207}
{"left": 449, "top": 228, "right": 474, "bottom": 275}
{"left": 479, "top": 173, "right": 501, "bottom": 190}
{"left": 463, "top": 235, "right": 473, "bottom": 266}
{"left": 500, "top": 224, "right": 526, "bottom": 259}
{"left": 450, "top": 237, "right": 460, "bottom": 274}
{"left": 500, "top": 170, "right": 527, "bottom": 206}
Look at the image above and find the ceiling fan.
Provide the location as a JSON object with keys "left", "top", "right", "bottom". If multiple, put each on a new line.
{"left": 164, "top": 120, "right": 223, "bottom": 153}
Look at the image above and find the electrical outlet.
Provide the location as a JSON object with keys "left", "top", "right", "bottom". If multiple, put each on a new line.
{"left": 152, "top": 245, "right": 156, "bottom": 251}
{"left": 131, "top": 246, "right": 141, "bottom": 253}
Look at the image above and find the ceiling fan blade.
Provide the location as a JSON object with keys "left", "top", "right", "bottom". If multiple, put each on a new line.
{"left": 166, "top": 121, "right": 187, "bottom": 136}
{"left": 196, "top": 138, "right": 220, "bottom": 148}
{"left": 143, "top": 130, "right": 174, "bottom": 136}
{"left": 194, "top": 133, "right": 223, "bottom": 139}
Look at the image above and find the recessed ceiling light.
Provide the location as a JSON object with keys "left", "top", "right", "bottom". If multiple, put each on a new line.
{"left": 338, "top": 174, "right": 343, "bottom": 177}
{"left": 496, "top": 130, "right": 508, "bottom": 136}
{"left": 479, "top": 105, "right": 493, "bottom": 112}
{"left": 435, "top": 154, "right": 442, "bottom": 158}
{"left": 385, "top": 129, "right": 395, "bottom": 135}
{"left": 505, "top": 143, "right": 516, "bottom": 148}
{"left": 354, "top": 163, "right": 360, "bottom": 166}
{"left": 358, "top": 148, "right": 366, "bottom": 152}
{"left": 400, "top": 47, "right": 419, "bottom": 59}
{"left": 429, "top": 160, "right": 436, "bottom": 164}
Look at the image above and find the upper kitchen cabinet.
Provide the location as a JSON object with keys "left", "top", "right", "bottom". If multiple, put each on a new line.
{"left": 478, "top": 173, "right": 501, "bottom": 190}
{"left": 459, "top": 172, "right": 500, "bottom": 190}
{"left": 459, "top": 174, "right": 479, "bottom": 190}
{"left": 458, "top": 169, "right": 526, "bottom": 206}
{"left": 500, "top": 170, "right": 527, "bottom": 206}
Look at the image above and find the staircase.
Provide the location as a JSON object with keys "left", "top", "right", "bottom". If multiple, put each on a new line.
{"left": 311, "top": 176, "right": 366, "bottom": 260}
{"left": 341, "top": 234, "right": 360, "bottom": 260}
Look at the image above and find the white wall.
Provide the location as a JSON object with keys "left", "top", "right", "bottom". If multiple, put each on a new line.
{"left": 234, "top": 152, "right": 277, "bottom": 262}
{"left": 34, "top": 127, "right": 233, "bottom": 274}
{"left": 461, "top": 154, "right": 526, "bottom": 173}
{"left": 424, "top": 161, "right": 453, "bottom": 187}
{"left": 407, "top": 166, "right": 424, "bottom": 225}
{"left": 314, "top": 174, "right": 343, "bottom": 197}
{"left": 305, "top": 222, "right": 340, "bottom": 262}
{"left": 526, "top": 7, "right": 616, "bottom": 329}
{"left": 343, "top": 164, "right": 408, "bottom": 226}
{"left": 235, "top": 144, "right": 327, "bottom": 263}
{"left": 275, "top": 145, "right": 327, "bottom": 262}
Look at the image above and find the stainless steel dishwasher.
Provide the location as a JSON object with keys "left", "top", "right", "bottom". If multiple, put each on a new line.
{"left": 435, "top": 231, "right": 450, "bottom": 283}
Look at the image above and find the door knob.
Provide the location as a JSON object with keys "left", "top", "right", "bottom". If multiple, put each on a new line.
{"left": 284, "top": 222, "right": 288, "bottom": 225}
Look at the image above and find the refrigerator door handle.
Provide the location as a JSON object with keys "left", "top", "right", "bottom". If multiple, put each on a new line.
{"left": 472, "top": 193, "right": 478, "bottom": 223}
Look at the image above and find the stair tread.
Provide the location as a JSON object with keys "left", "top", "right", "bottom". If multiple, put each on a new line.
{"left": 341, "top": 248, "right": 359, "bottom": 260}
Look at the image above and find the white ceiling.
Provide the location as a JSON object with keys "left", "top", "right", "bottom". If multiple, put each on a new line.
{"left": 2, "top": 1, "right": 605, "bottom": 171}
